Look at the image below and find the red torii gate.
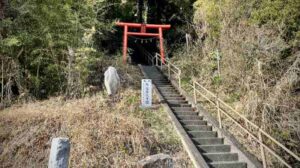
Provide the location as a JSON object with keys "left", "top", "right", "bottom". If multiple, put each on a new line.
{"left": 116, "top": 22, "right": 171, "bottom": 64}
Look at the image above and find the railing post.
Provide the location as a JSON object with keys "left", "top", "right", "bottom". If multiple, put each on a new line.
{"left": 160, "top": 56, "right": 163, "bottom": 70}
{"left": 259, "top": 131, "right": 267, "bottom": 168}
{"left": 217, "top": 96, "right": 222, "bottom": 129}
{"left": 168, "top": 62, "right": 171, "bottom": 79}
{"left": 193, "top": 79, "right": 197, "bottom": 105}
{"left": 152, "top": 56, "right": 155, "bottom": 65}
{"left": 155, "top": 54, "right": 158, "bottom": 66}
{"left": 178, "top": 70, "right": 182, "bottom": 90}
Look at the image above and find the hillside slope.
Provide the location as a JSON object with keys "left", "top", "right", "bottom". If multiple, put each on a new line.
{"left": 0, "top": 65, "right": 192, "bottom": 167}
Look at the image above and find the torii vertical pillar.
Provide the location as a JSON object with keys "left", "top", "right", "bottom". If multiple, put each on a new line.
{"left": 123, "top": 25, "right": 128, "bottom": 64}
{"left": 158, "top": 27, "right": 165, "bottom": 64}
{"left": 116, "top": 22, "right": 171, "bottom": 64}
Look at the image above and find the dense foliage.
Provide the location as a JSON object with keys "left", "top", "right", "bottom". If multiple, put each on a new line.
{"left": 0, "top": 0, "right": 97, "bottom": 101}
{"left": 0, "top": 0, "right": 196, "bottom": 104}
{"left": 172, "top": 0, "right": 300, "bottom": 166}
{"left": 0, "top": 0, "right": 299, "bottom": 165}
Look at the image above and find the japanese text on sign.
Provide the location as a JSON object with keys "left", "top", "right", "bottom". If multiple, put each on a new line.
{"left": 141, "top": 79, "right": 152, "bottom": 107}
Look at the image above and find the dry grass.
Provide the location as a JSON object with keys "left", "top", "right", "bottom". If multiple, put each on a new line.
{"left": 172, "top": 10, "right": 300, "bottom": 167}
{"left": 172, "top": 16, "right": 300, "bottom": 166}
{"left": 0, "top": 64, "right": 192, "bottom": 168}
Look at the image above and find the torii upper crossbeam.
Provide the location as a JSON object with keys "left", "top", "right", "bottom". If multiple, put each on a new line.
{"left": 116, "top": 22, "right": 171, "bottom": 64}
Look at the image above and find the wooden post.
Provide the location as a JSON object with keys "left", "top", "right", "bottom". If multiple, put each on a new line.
{"left": 123, "top": 25, "right": 128, "bottom": 64}
{"left": 259, "top": 131, "right": 267, "bottom": 168}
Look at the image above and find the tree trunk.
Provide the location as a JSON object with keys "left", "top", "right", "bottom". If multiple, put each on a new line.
{"left": 0, "top": 0, "right": 8, "bottom": 19}
{"left": 137, "top": 0, "right": 144, "bottom": 23}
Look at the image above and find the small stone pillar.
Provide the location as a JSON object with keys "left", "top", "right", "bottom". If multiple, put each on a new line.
{"left": 48, "top": 138, "right": 70, "bottom": 168}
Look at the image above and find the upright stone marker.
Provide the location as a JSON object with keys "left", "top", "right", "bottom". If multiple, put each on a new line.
{"left": 141, "top": 79, "right": 152, "bottom": 108}
{"left": 48, "top": 138, "right": 70, "bottom": 168}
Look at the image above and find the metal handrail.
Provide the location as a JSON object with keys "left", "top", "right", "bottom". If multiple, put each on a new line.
{"left": 153, "top": 54, "right": 182, "bottom": 90}
{"left": 150, "top": 53, "right": 300, "bottom": 168}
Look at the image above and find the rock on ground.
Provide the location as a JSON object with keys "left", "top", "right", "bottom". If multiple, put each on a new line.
{"left": 104, "top": 66, "right": 120, "bottom": 96}
{"left": 137, "top": 153, "right": 174, "bottom": 168}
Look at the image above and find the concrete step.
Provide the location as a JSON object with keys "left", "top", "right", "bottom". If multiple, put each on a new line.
{"left": 159, "top": 89, "right": 178, "bottom": 92}
{"left": 152, "top": 79, "right": 167, "bottom": 81}
{"left": 164, "top": 96, "right": 185, "bottom": 99}
{"left": 163, "top": 95, "right": 183, "bottom": 98}
{"left": 169, "top": 103, "right": 191, "bottom": 107}
{"left": 160, "top": 90, "right": 178, "bottom": 93}
{"left": 154, "top": 81, "right": 169, "bottom": 84}
{"left": 197, "top": 144, "right": 231, "bottom": 153}
{"left": 156, "top": 84, "right": 173, "bottom": 87}
{"left": 172, "top": 107, "right": 195, "bottom": 112}
{"left": 177, "top": 115, "right": 203, "bottom": 120}
{"left": 162, "top": 92, "right": 179, "bottom": 95}
{"left": 166, "top": 99, "right": 187, "bottom": 103}
{"left": 192, "top": 138, "right": 224, "bottom": 145}
{"left": 184, "top": 125, "right": 212, "bottom": 131}
{"left": 158, "top": 86, "right": 175, "bottom": 88}
{"left": 180, "top": 120, "right": 207, "bottom": 125}
{"left": 160, "top": 90, "right": 179, "bottom": 93}
{"left": 202, "top": 153, "right": 238, "bottom": 162}
{"left": 153, "top": 78, "right": 168, "bottom": 80}
{"left": 208, "top": 161, "right": 247, "bottom": 168}
{"left": 156, "top": 84, "right": 172, "bottom": 87}
{"left": 153, "top": 80, "right": 167, "bottom": 82}
{"left": 161, "top": 91, "right": 180, "bottom": 94}
{"left": 152, "top": 79, "right": 168, "bottom": 81}
{"left": 156, "top": 85, "right": 175, "bottom": 90}
{"left": 162, "top": 93, "right": 181, "bottom": 97}
{"left": 165, "top": 98, "right": 186, "bottom": 101}
{"left": 142, "top": 66, "right": 248, "bottom": 168}
{"left": 156, "top": 83, "right": 171, "bottom": 86}
{"left": 154, "top": 82, "right": 170, "bottom": 84}
{"left": 188, "top": 131, "right": 217, "bottom": 138}
{"left": 167, "top": 100, "right": 188, "bottom": 104}
{"left": 174, "top": 111, "right": 198, "bottom": 116}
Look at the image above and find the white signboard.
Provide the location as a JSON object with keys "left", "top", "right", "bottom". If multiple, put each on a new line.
{"left": 141, "top": 79, "right": 152, "bottom": 107}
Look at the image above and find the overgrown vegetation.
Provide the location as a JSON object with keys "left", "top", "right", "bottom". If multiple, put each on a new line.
{"left": 0, "top": 63, "right": 192, "bottom": 167}
{"left": 1, "top": 0, "right": 299, "bottom": 167}
{"left": 0, "top": 0, "right": 196, "bottom": 106}
{"left": 172, "top": 0, "right": 300, "bottom": 166}
{"left": 0, "top": 0, "right": 137, "bottom": 105}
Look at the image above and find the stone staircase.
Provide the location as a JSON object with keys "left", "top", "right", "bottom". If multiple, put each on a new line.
{"left": 141, "top": 65, "right": 248, "bottom": 168}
